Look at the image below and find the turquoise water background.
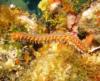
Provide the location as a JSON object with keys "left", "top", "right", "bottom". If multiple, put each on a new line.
{"left": 0, "top": 0, "right": 41, "bottom": 16}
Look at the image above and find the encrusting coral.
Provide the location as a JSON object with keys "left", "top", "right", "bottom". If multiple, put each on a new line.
{"left": 17, "top": 43, "right": 100, "bottom": 81}
{"left": 0, "top": 0, "right": 100, "bottom": 81}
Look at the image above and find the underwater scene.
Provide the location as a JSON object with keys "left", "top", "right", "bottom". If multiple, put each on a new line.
{"left": 0, "top": 0, "right": 100, "bottom": 81}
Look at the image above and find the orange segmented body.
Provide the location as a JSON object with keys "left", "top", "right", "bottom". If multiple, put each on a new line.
{"left": 10, "top": 32, "right": 88, "bottom": 53}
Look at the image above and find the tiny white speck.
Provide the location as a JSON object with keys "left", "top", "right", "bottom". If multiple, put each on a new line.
{"left": 10, "top": 4, "right": 16, "bottom": 8}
